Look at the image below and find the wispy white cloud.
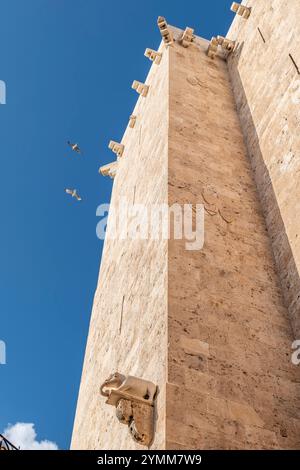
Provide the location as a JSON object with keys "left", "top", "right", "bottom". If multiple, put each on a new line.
{"left": 2, "top": 423, "right": 58, "bottom": 450}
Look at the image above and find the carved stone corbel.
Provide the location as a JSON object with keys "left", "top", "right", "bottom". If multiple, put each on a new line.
{"left": 100, "top": 372, "right": 157, "bottom": 447}
{"left": 108, "top": 140, "right": 124, "bottom": 157}
{"left": 144, "top": 48, "right": 162, "bottom": 65}
{"left": 99, "top": 161, "right": 117, "bottom": 179}
{"left": 180, "top": 27, "right": 195, "bottom": 48}
{"left": 207, "top": 37, "right": 219, "bottom": 58}
{"left": 217, "top": 35, "right": 236, "bottom": 52}
{"left": 157, "top": 16, "right": 174, "bottom": 46}
{"left": 231, "top": 2, "right": 251, "bottom": 19}
{"left": 129, "top": 115, "right": 137, "bottom": 128}
{"left": 207, "top": 36, "right": 235, "bottom": 58}
{"left": 131, "top": 80, "right": 149, "bottom": 97}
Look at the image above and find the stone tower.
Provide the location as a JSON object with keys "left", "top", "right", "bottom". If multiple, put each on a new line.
{"left": 71, "top": 0, "right": 300, "bottom": 450}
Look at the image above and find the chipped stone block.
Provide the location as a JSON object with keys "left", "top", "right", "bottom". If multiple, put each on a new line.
{"left": 180, "top": 27, "right": 195, "bottom": 48}
{"left": 99, "top": 161, "right": 118, "bottom": 179}
{"left": 132, "top": 80, "right": 149, "bottom": 97}
{"left": 231, "top": 2, "right": 251, "bottom": 19}
{"left": 145, "top": 48, "right": 162, "bottom": 65}
{"left": 157, "top": 16, "right": 174, "bottom": 46}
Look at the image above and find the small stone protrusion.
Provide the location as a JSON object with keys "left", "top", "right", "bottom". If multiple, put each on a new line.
{"left": 217, "top": 35, "right": 236, "bottom": 52}
{"left": 129, "top": 115, "right": 137, "bottom": 128}
{"left": 108, "top": 140, "right": 124, "bottom": 157}
{"left": 144, "top": 48, "right": 162, "bottom": 65}
{"left": 231, "top": 2, "right": 251, "bottom": 19}
{"left": 99, "top": 161, "right": 118, "bottom": 179}
{"left": 207, "top": 36, "right": 235, "bottom": 58}
{"left": 132, "top": 80, "right": 149, "bottom": 97}
{"left": 207, "top": 37, "right": 219, "bottom": 58}
{"left": 157, "top": 16, "right": 174, "bottom": 46}
{"left": 180, "top": 27, "right": 195, "bottom": 48}
{"left": 100, "top": 372, "right": 157, "bottom": 447}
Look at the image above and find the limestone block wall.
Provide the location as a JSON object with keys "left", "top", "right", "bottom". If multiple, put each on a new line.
{"left": 227, "top": 0, "right": 300, "bottom": 337}
{"left": 71, "top": 41, "right": 169, "bottom": 450}
{"left": 167, "top": 27, "right": 300, "bottom": 450}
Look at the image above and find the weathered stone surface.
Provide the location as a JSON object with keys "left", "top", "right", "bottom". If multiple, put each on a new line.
{"left": 129, "top": 401, "right": 155, "bottom": 447}
{"left": 116, "top": 399, "right": 133, "bottom": 425}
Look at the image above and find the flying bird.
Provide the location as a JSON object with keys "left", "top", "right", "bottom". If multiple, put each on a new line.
{"left": 67, "top": 141, "right": 82, "bottom": 155}
{"left": 65, "top": 188, "right": 82, "bottom": 201}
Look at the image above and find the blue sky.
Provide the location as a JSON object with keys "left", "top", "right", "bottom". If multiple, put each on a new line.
{"left": 0, "top": 0, "right": 233, "bottom": 449}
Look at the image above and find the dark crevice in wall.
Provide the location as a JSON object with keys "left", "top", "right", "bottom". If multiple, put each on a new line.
{"left": 119, "top": 295, "right": 125, "bottom": 334}
{"left": 289, "top": 54, "right": 300, "bottom": 74}
{"left": 133, "top": 185, "right": 136, "bottom": 205}
{"left": 257, "top": 27, "right": 266, "bottom": 43}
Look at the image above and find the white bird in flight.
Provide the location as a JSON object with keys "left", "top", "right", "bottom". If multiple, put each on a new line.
{"left": 67, "top": 141, "right": 82, "bottom": 155}
{"left": 65, "top": 188, "right": 82, "bottom": 201}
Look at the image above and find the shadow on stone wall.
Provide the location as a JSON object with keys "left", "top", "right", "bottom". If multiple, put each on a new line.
{"left": 227, "top": 42, "right": 300, "bottom": 339}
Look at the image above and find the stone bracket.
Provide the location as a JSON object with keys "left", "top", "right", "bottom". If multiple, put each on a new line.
{"left": 99, "top": 161, "right": 118, "bottom": 179}
{"left": 145, "top": 48, "right": 162, "bottom": 65}
{"left": 157, "top": 16, "right": 174, "bottom": 46}
{"left": 180, "top": 27, "right": 195, "bottom": 48}
{"left": 132, "top": 80, "right": 149, "bottom": 97}
{"left": 109, "top": 140, "right": 124, "bottom": 157}
{"left": 129, "top": 115, "right": 137, "bottom": 128}
{"left": 207, "top": 36, "right": 236, "bottom": 58}
{"left": 231, "top": 2, "right": 251, "bottom": 19}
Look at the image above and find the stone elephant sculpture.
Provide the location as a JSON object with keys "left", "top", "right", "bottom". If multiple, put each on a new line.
{"left": 100, "top": 372, "right": 157, "bottom": 402}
